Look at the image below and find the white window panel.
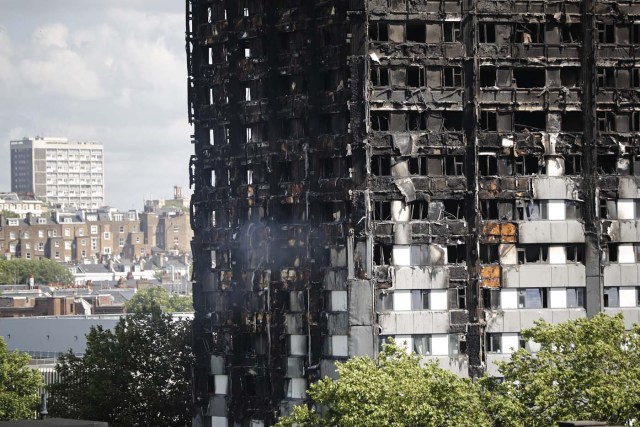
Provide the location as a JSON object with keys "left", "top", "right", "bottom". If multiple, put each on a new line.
{"left": 214, "top": 375, "right": 228, "bottom": 395}
{"left": 429, "top": 289, "right": 448, "bottom": 310}
{"left": 331, "top": 291, "right": 348, "bottom": 312}
{"left": 289, "top": 335, "right": 307, "bottom": 356}
{"left": 393, "top": 246, "right": 411, "bottom": 266}
{"left": 549, "top": 246, "right": 566, "bottom": 264}
{"left": 431, "top": 334, "right": 449, "bottom": 356}
{"left": 211, "top": 416, "right": 228, "bottom": 427}
{"left": 331, "top": 335, "right": 348, "bottom": 357}
{"left": 546, "top": 157, "right": 564, "bottom": 176}
{"left": 393, "top": 290, "right": 412, "bottom": 311}
{"left": 500, "top": 289, "right": 518, "bottom": 309}
{"left": 619, "top": 244, "right": 635, "bottom": 263}
{"left": 618, "top": 199, "right": 635, "bottom": 220}
{"left": 499, "top": 244, "right": 517, "bottom": 265}
{"left": 619, "top": 287, "right": 637, "bottom": 307}
{"left": 547, "top": 200, "right": 566, "bottom": 220}
{"left": 502, "top": 333, "right": 520, "bottom": 354}
{"left": 287, "top": 378, "right": 306, "bottom": 399}
{"left": 549, "top": 288, "right": 567, "bottom": 309}
{"left": 395, "top": 335, "right": 413, "bottom": 354}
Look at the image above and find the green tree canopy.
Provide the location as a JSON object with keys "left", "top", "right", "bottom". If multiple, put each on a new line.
{"left": 0, "top": 210, "right": 19, "bottom": 219}
{"left": 276, "top": 339, "right": 490, "bottom": 427}
{"left": 0, "top": 336, "right": 43, "bottom": 420}
{"left": 0, "top": 258, "right": 73, "bottom": 286}
{"left": 47, "top": 311, "right": 193, "bottom": 426}
{"left": 481, "top": 313, "right": 640, "bottom": 426}
{"left": 125, "top": 286, "right": 193, "bottom": 314}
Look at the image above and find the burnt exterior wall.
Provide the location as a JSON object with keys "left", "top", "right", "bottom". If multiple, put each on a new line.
{"left": 187, "top": 0, "right": 640, "bottom": 425}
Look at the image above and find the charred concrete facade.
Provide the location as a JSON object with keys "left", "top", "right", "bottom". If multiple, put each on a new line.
{"left": 187, "top": 0, "right": 640, "bottom": 425}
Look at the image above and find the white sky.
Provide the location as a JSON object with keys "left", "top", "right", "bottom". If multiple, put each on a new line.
{"left": 0, "top": 0, "right": 192, "bottom": 210}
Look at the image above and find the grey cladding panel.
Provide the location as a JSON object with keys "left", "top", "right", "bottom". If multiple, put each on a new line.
{"left": 349, "top": 279, "right": 373, "bottom": 326}
{"left": 349, "top": 325, "right": 374, "bottom": 358}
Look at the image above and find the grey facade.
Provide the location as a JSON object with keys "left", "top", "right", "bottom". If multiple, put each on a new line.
{"left": 186, "top": 0, "right": 640, "bottom": 426}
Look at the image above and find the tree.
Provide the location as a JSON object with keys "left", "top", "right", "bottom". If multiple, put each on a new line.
{"left": 48, "top": 311, "right": 193, "bottom": 426}
{"left": 0, "top": 259, "right": 73, "bottom": 285}
{"left": 276, "top": 339, "right": 490, "bottom": 427}
{"left": 125, "top": 286, "right": 193, "bottom": 313}
{"left": 0, "top": 210, "right": 19, "bottom": 219}
{"left": 481, "top": 313, "right": 640, "bottom": 426}
{"left": 0, "top": 336, "right": 43, "bottom": 420}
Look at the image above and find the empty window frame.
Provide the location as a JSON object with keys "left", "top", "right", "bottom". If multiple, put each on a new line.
{"left": 373, "top": 201, "right": 392, "bottom": 220}
{"left": 480, "top": 244, "right": 500, "bottom": 263}
{"left": 515, "top": 23, "right": 544, "bottom": 43}
{"left": 406, "top": 111, "right": 427, "bottom": 131}
{"left": 371, "top": 156, "right": 391, "bottom": 175}
{"left": 447, "top": 244, "right": 466, "bottom": 264}
{"left": 371, "top": 66, "right": 390, "bottom": 86}
{"left": 597, "top": 68, "right": 616, "bottom": 88}
{"left": 515, "top": 155, "right": 543, "bottom": 175}
{"left": 514, "top": 111, "right": 546, "bottom": 131}
{"left": 406, "top": 22, "right": 426, "bottom": 42}
{"left": 481, "top": 111, "right": 497, "bottom": 131}
{"left": 407, "top": 67, "right": 426, "bottom": 87}
{"left": 374, "top": 244, "right": 393, "bottom": 265}
{"left": 370, "top": 111, "right": 390, "bottom": 131}
{"left": 369, "top": 22, "right": 389, "bottom": 41}
{"left": 443, "top": 67, "right": 462, "bottom": 87}
{"left": 408, "top": 157, "right": 429, "bottom": 175}
{"left": 517, "top": 245, "right": 549, "bottom": 264}
{"left": 443, "top": 22, "right": 461, "bottom": 42}
{"left": 561, "top": 24, "right": 582, "bottom": 43}
{"left": 479, "top": 154, "right": 498, "bottom": 175}
{"left": 513, "top": 68, "right": 545, "bottom": 88}
{"left": 479, "top": 23, "right": 496, "bottom": 43}
{"left": 597, "top": 23, "right": 615, "bottom": 44}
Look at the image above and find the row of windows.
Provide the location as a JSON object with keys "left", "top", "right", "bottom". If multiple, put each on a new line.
{"left": 492, "top": 287, "right": 585, "bottom": 309}
{"left": 380, "top": 334, "right": 464, "bottom": 356}
{"left": 378, "top": 289, "right": 460, "bottom": 311}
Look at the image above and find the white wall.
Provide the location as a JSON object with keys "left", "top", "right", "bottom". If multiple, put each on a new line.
{"left": 431, "top": 334, "right": 449, "bottom": 356}
{"left": 502, "top": 333, "right": 520, "bottom": 354}
{"left": 429, "top": 290, "right": 448, "bottom": 310}
{"left": 500, "top": 289, "right": 518, "bottom": 309}
{"left": 549, "top": 288, "right": 567, "bottom": 308}
{"left": 618, "top": 199, "right": 635, "bottom": 220}
{"left": 393, "top": 290, "right": 412, "bottom": 311}
{"left": 618, "top": 244, "right": 636, "bottom": 263}
{"left": 331, "top": 291, "right": 348, "bottom": 312}
{"left": 499, "top": 244, "right": 517, "bottom": 265}
{"left": 620, "top": 287, "right": 637, "bottom": 308}
{"left": 393, "top": 246, "right": 411, "bottom": 266}
{"left": 549, "top": 246, "right": 566, "bottom": 264}
{"left": 547, "top": 200, "right": 566, "bottom": 220}
{"left": 332, "top": 335, "right": 348, "bottom": 356}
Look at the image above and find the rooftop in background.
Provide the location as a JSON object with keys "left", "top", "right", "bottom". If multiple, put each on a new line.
{"left": 0, "top": 192, "right": 45, "bottom": 218}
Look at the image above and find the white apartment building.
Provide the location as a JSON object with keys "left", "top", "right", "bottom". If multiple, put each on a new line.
{"left": 10, "top": 137, "right": 104, "bottom": 209}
